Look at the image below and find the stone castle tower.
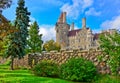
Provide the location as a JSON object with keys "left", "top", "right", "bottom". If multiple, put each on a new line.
{"left": 55, "top": 12, "right": 70, "bottom": 48}
{"left": 55, "top": 12, "right": 97, "bottom": 50}
{"left": 55, "top": 12, "right": 116, "bottom": 50}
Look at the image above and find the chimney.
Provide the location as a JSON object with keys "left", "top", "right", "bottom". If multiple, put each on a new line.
{"left": 71, "top": 22, "right": 74, "bottom": 30}
{"left": 63, "top": 12, "right": 66, "bottom": 23}
{"left": 82, "top": 18, "right": 86, "bottom": 28}
{"left": 57, "top": 15, "right": 62, "bottom": 23}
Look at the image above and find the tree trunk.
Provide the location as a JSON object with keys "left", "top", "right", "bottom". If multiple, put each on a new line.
{"left": 10, "top": 56, "right": 14, "bottom": 70}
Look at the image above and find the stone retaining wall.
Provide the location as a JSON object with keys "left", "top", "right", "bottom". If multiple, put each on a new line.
{"left": 13, "top": 55, "right": 29, "bottom": 69}
{"left": 13, "top": 49, "right": 120, "bottom": 74}
{"left": 0, "top": 57, "right": 8, "bottom": 64}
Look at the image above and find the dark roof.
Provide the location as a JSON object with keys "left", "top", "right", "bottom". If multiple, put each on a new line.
{"left": 68, "top": 28, "right": 90, "bottom": 37}
{"left": 68, "top": 29, "right": 81, "bottom": 37}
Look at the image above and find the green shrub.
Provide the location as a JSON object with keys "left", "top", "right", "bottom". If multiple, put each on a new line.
{"left": 59, "top": 58, "right": 97, "bottom": 82}
{"left": 32, "top": 60, "right": 59, "bottom": 77}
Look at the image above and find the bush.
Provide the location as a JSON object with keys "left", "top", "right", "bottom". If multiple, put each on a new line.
{"left": 32, "top": 60, "right": 59, "bottom": 77}
{"left": 59, "top": 58, "right": 97, "bottom": 82}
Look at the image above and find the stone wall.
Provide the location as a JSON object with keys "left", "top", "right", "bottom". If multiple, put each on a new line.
{"left": 13, "top": 55, "right": 29, "bottom": 69}
{"left": 0, "top": 57, "right": 8, "bottom": 64}
{"left": 13, "top": 49, "right": 120, "bottom": 74}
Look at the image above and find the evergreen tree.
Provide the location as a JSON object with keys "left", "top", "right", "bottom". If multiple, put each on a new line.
{"left": 27, "top": 21, "right": 43, "bottom": 53}
{"left": 5, "top": 0, "right": 30, "bottom": 70}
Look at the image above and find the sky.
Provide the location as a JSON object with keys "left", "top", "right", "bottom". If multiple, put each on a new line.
{"left": 2, "top": 0, "right": 120, "bottom": 42}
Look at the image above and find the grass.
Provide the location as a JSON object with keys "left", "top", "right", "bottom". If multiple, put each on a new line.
{"left": 94, "top": 75, "right": 120, "bottom": 83}
{"left": 0, "top": 64, "right": 120, "bottom": 83}
{"left": 0, "top": 64, "right": 72, "bottom": 83}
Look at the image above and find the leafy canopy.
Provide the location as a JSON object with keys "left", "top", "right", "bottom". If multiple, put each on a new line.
{"left": 99, "top": 31, "right": 120, "bottom": 75}
{"left": 43, "top": 39, "right": 61, "bottom": 52}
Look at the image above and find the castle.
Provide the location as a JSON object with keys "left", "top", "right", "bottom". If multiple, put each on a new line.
{"left": 55, "top": 12, "right": 115, "bottom": 50}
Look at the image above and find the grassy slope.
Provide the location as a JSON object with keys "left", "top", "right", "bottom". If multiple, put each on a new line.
{"left": 0, "top": 64, "right": 72, "bottom": 83}
{"left": 0, "top": 64, "right": 120, "bottom": 83}
{"left": 94, "top": 75, "right": 120, "bottom": 83}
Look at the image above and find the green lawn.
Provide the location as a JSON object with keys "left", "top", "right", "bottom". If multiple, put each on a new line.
{"left": 94, "top": 75, "right": 120, "bottom": 83}
{"left": 0, "top": 64, "right": 120, "bottom": 83}
{"left": 0, "top": 64, "right": 72, "bottom": 83}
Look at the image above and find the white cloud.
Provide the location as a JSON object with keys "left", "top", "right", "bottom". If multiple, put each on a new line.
{"left": 39, "top": 24, "right": 80, "bottom": 42}
{"left": 101, "top": 15, "right": 120, "bottom": 30}
{"left": 92, "top": 29, "right": 101, "bottom": 33}
{"left": 39, "top": 25, "right": 56, "bottom": 42}
{"left": 74, "top": 26, "right": 79, "bottom": 29}
{"left": 85, "top": 8, "right": 101, "bottom": 16}
{"left": 60, "top": 0, "right": 93, "bottom": 19}
{"left": 82, "top": 0, "right": 93, "bottom": 9}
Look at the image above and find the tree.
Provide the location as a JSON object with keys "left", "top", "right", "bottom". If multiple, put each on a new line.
{"left": 27, "top": 21, "right": 43, "bottom": 53}
{"left": 0, "top": 0, "right": 15, "bottom": 38}
{"left": 99, "top": 31, "right": 120, "bottom": 75}
{"left": 0, "top": 14, "right": 17, "bottom": 39}
{"left": 5, "top": 0, "right": 30, "bottom": 70}
{"left": 43, "top": 40, "right": 61, "bottom": 52}
{"left": 0, "top": 21, "right": 18, "bottom": 60}
{"left": 0, "top": 40, "right": 5, "bottom": 56}
{"left": 0, "top": 36, "right": 8, "bottom": 56}
{"left": 0, "top": 0, "right": 12, "bottom": 13}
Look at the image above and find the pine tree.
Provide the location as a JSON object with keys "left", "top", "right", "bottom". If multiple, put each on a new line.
{"left": 27, "top": 21, "right": 43, "bottom": 53}
{"left": 5, "top": 0, "right": 30, "bottom": 70}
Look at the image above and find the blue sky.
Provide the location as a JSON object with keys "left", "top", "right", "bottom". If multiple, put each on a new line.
{"left": 2, "top": 0, "right": 120, "bottom": 41}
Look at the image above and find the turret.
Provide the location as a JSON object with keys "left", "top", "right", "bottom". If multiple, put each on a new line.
{"left": 55, "top": 12, "right": 70, "bottom": 49}
{"left": 63, "top": 12, "right": 66, "bottom": 23}
{"left": 82, "top": 18, "right": 86, "bottom": 28}
{"left": 71, "top": 22, "right": 74, "bottom": 30}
